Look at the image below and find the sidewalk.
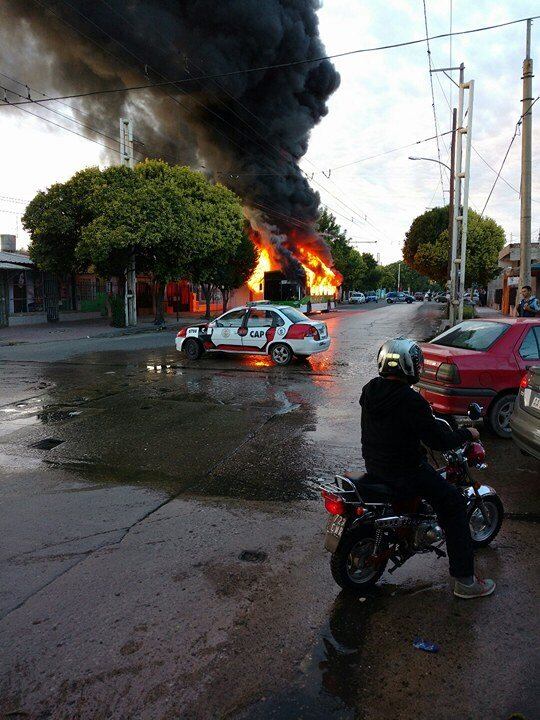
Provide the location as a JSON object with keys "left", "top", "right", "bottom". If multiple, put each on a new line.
{"left": 475, "top": 305, "right": 504, "bottom": 319}
{"left": 0, "top": 314, "right": 204, "bottom": 346}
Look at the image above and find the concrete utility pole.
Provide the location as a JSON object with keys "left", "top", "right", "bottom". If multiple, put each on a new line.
{"left": 519, "top": 19, "right": 533, "bottom": 293}
{"left": 119, "top": 118, "right": 137, "bottom": 327}
{"left": 397, "top": 262, "right": 401, "bottom": 291}
{"left": 447, "top": 107, "right": 457, "bottom": 283}
{"left": 448, "top": 63, "right": 474, "bottom": 324}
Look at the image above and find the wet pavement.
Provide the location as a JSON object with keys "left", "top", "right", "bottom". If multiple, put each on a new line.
{"left": 0, "top": 302, "right": 538, "bottom": 720}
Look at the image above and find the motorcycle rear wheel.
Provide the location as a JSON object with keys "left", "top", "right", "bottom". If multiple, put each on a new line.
{"left": 467, "top": 495, "right": 504, "bottom": 548}
{"left": 330, "top": 526, "right": 387, "bottom": 592}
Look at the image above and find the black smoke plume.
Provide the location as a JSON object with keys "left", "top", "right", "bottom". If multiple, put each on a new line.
{"left": 1, "top": 1, "right": 340, "bottom": 235}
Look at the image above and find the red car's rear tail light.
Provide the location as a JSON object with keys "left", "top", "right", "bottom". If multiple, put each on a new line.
{"left": 321, "top": 490, "right": 346, "bottom": 516}
{"left": 286, "top": 323, "right": 320, "bottom": 340}
{"left": 436, "top": 362, "right": 461, "bottom": 384}
{"left": 520, "top": 373, "right": 530, "bottom": 389}
{"left": 177, "top": 328, "right": 187, "bottom": 338}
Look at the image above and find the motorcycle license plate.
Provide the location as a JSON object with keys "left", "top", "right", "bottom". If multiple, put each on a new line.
{"left": 324, "top": 514, "right": 346, "bottom": 553}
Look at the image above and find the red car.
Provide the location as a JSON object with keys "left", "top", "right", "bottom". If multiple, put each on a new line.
{"left": 418, "top": 318, "right": 540, "bottom": 437}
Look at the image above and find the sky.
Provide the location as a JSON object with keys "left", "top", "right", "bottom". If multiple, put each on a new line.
{"left": 0, "top": 0, "right": 538, "bottom": 265}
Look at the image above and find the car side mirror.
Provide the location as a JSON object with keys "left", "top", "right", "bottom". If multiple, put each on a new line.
{"left": 468, "top": 403, "right": 483, "bottom": 421}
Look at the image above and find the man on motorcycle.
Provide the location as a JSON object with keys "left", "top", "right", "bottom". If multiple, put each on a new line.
{"left": 360, "top": 337, "right": 495, "bottom": 599}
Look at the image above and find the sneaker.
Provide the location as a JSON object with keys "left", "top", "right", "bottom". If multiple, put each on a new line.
{"left": 454, "top": 577, "right": 496, "bottom": 599}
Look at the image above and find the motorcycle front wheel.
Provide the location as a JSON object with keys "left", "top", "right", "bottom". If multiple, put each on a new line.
{"left": 330, "top": 526, "right": 387, "bottom": 592}
{"left": 467, "top": 495, "right": 504, "bottom": 548}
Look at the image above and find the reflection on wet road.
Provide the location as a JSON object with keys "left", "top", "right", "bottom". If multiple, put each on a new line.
{"left": 0, "top": 302, "right": 538, "bottom": 720}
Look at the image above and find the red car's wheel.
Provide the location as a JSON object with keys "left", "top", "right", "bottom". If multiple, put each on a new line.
{"left": 486, "top": 393, "right": 516, "bottom": 438}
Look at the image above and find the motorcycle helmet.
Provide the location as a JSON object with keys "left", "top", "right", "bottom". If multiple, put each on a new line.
{"left": 377, "top": 337, "right": 424, "bottom": 383}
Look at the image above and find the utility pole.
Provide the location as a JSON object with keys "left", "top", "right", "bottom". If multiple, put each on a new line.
{"left": 119, "top": 118, "right": 137, "bottom": 327}
{"left": 447, "top": 63, "right": 474, "bottom": 324}
{"left": 429, "top": 64, "right": 464, "bottom": 325}
{"left": 447, "top": 107, "right": 457, "bottom": 285}
{"left": 457, "top": 78, "right": 474, "bottom": 323}
{"left": 397, "top": 262, "right": 401, "bottom": 291}
{"left": 519, "top": 19, "right": 533, "bottom": 294}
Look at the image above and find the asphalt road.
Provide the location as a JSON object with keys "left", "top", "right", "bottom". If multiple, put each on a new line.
{"left": 0, "top": 302, "right": 538, "bottom": 720}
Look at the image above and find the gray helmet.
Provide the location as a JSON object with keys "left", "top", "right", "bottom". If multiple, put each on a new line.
{"left": 377, "top": 337, "right": 424, "bottom": 383}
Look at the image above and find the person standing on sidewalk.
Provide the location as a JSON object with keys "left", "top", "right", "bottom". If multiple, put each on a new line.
{"left": 517, "top": 286, "right": 540, "bottom": 317}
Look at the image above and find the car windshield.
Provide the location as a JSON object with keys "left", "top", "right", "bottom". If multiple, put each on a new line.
{"left": 280, "top": 307, "right": 311, "bottom": 323}
{"left": 430, "top": 321, "right": 509, "bottom": 351}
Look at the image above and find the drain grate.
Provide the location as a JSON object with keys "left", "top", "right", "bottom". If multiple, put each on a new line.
{"left": 238, "top": 550, "right": 267, "bottom": 563}
{"left": 31, "top": 438, "right": 65, "bottom": 451}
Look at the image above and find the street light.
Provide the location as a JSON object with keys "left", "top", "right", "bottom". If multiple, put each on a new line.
{"left": 408, "top": 156, "right": 451, "bottom": 172}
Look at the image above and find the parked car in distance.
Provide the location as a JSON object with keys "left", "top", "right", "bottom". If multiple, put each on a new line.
{"left": 510, "top": 365, "right": 540, "bottom": 460}
{"left": 364, "top": 291, "right": 378, "bottom": 303}
{"left": 434, "top": 292, "right": 450, "bottom": 303}
{"left": 418, "top": 318, "right": 540, "bottom": 437}
{"left": 349, "top": 291, "right": 366, "bottom": 304}
{"left": 176, "top": 302, "right": 330, "bottom": 366}
{"left": 414, "top": 292, "right": 424, "bottom": 301}
{"left": 386, "top": 292, "right": 414, "bottom": 304}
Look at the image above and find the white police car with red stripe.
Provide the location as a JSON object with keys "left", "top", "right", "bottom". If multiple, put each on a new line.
{"left": 175, "top": 302, "right": 331, "bottom": 365}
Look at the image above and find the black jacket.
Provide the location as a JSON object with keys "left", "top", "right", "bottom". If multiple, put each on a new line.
{"left": 360, "top": 377, "right": 473, "bottom": 479}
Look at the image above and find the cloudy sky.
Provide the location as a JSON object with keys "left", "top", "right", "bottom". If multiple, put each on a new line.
{"left": 0, "top": 0, "right": 538, "bottom": 264}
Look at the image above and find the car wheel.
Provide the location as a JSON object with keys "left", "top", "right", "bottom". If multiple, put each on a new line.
{"left": 486, "top": 393, "right": 516, "bottom": 438}
{"left": 183, "top": 338, "right": 204, "bottom": 360}
{"left": 270, "top": 343, "right": 293, "bottom": 366}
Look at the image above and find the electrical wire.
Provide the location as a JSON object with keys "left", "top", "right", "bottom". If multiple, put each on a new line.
{"left": 481, "top": 96, "right": 539, "bottom": 216}
{"left": 330, "top": 130, "right": 453, "bottom": 171}
{"left": 2, "top": 15, "right": 537, "bottom": 109}
{"left": 423, "top": 0, "right": 446, "bottom": 203}
{"left": 62, "top": 0, "right": 384, "bottom": 234}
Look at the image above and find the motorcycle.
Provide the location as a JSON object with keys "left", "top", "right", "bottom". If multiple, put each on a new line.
{"left": 317, "top": 403, "right": 504, "bottom": 592}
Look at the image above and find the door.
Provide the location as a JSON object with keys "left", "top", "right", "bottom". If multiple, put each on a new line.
{"left": 210, "top": 308, "right": 247, "bottom": 350}
{"left": 243, "top": 308, "right": 284, "bottom": 351}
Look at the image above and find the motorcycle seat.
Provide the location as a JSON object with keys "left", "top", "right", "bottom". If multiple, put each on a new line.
{"left": 344, "top": 471, "right": 396, "bottom": 502}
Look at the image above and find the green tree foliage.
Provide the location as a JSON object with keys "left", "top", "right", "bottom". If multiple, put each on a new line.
{"left": 403, "top": 206, "right": 505, "bottom": 285}
{"left": 23, "top": 160, "right": 248, "bottom": 322}
{"left": 24, "top": 167, "right": 103, "bottom": 274}
{"left": 379, "top": 261, "right": 440, "bottom": 293}
{"left": 213, "top": 227, "right": 258, "bottom": 312}
{"left": 317, "top": 209, "right": 380, "bottom": 295}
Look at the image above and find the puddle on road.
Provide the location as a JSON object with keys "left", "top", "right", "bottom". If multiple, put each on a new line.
{"left": 236, "top": 587, "right": 396, "bottom": 719}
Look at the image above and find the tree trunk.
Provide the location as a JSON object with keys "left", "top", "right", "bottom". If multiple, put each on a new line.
{"left": 201, "top": 283, "right": 212, "bottom": 319}
{"left": 154, "top": 281, "right": 165, "bottom": 325}
{"left": 221, "top": 287, "right": 230, "bottom": 313}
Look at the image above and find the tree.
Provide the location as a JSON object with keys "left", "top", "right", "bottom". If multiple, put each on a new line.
{"left": 379, "top": 261, "right": 440, "bottom": 293}
{"left": 181, "top": 181, "right": 249, "bottom": 318}
{"left": 403, "top": 206, "right": 505, "bottom": 285}
{"left": 210, "top": 226, "right": 258, "bottom": 312}
{"left": 24, "top": 160, "right": 248, "bottom": 324}
{"left": 359, "top": 252, "right": 381, "bottom": 289}
{"left": 317, "top": 209, "right": 380, "bottom": 297}
{"left": 24, "top": 167, "right": 103, "bottom": 274}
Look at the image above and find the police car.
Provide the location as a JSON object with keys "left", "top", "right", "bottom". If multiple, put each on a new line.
{"left": 175, "top": 302, "right": 331, "bottom": 365}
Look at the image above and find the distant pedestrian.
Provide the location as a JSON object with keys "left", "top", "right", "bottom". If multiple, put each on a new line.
{"left": 479, "top": 288, "right": 487, "bottom": 307}
{"left": 517, "top": 285, "right": 540, "bottom": 317}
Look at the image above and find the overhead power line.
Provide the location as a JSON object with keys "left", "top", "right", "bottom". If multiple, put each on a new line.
{"left": 1, "top": 15, "right": 537, "bottom": 109}
{"left": 422, "top": 0, "right": 446, "bottom": 204}
{"left": 331, "top": 130, "right": 453, "bottom": 171}
{"left": 481, "top": 96, "right": 539, "bottom": 216}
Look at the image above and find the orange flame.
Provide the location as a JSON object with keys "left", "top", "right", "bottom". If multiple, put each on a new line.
{"left": 292, "top": 244, "right": 342, "bottom": 296}
{"left": 246, "top": 223, "right": 342, "bottom": 298}
{"left": 247, "top": 246, "right": 273, "bottom": 293}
